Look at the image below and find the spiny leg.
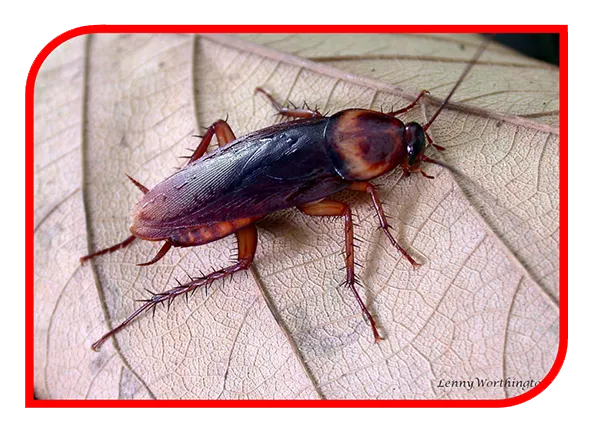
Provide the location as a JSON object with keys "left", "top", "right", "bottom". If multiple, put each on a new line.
{"left": 298, "top": 199, "right": 383, "bottom": 342}
{"left": 255, "top": 87, "right": 324, "bottom": 119}
{"left": 80, "top": 235, "right": 136, "bottom": 263}
{"left": 402, "top": 164, "right": 436, "bottom": 180}
{"left": 187, "top": 119, "right": 236, "bottom": 164}
{"left": 349, "top": 182, "right": 420, "bottom": 269}
{"left": 91, "top": 118, "right": 244, "bottom": 350}
{"left": 386, "top": 90, "right": 430, "bottom": 116}
{"left": 136, "top": 240, "right": 173, "bottom": 267}
{"left": 424, "top": 131, "right": 446, "bottom": 151}
{"left": 91, "top": 224, "right": 258, "bottom": 351}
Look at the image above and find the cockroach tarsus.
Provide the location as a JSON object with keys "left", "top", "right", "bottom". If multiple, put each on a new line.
{"left": 81, "top": 38, "right": 491, "bottom": 351}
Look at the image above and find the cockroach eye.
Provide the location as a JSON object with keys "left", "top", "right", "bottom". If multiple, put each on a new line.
{"left": 404, "top": 122, "right": 425, "bottom": 166}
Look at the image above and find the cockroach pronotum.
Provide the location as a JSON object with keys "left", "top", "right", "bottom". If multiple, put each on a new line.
{"left": 81, "top": 37, "right": 491, "bottom": 351}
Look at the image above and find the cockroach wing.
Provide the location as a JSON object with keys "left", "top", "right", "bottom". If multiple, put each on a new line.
{"left": 131, "top": 118, "right": 349, "bottom": 240}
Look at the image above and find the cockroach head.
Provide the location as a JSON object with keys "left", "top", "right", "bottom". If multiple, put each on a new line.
{"left": 404, "top": 122, "right": 426, "bottom": 168}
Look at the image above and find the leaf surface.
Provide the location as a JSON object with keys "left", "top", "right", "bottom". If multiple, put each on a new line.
{"left": 34, "top": 33, "right": 559, "bottom": 399}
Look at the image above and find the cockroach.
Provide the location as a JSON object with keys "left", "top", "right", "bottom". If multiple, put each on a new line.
{"left": 81, "top": 37, "right": 491, "bottom": 351}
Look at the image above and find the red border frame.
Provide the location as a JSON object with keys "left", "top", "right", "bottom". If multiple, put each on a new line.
{"left": 26, "top": 25, "right": 568, "bottom": 407}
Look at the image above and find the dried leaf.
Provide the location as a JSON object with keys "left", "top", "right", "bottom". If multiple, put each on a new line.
{"left": 34, "top": 33, "right": 559, "bottom": 400}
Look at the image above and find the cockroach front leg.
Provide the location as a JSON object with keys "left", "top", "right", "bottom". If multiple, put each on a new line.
{"left": 424, "top": 132, "right": 446, "bottom": 151}
{"left": 299, "top": 199, "right": 383, "bottom": 342}
{"left": 386, "top": 90, "right": 429, "bottom": 116}
{"left": 349, "top": 182, "right": 420, "bottom": 269}
{"left": 91, "top": 224, "right": 258, "bottom": 351}
{"left": 255, "top": 87, "right": 324, "bottom": 119}
{"left": 386, "top": 91, "right": 446, "bottom": 150}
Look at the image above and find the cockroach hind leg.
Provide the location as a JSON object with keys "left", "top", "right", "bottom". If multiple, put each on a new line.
{"left": 182, "top": 119, "right": 236, "bottom": 167}
{"left": 91, "top": 226, "right": 257, "bottom": 351}
{"left": 137, "top": 240, "right": 173, "bottom": 266}
{"left": 255, "top": 86, "right": 324, "bottom": 119}
{"left": 80, "top": 235, "right": 136, "bottom": 263}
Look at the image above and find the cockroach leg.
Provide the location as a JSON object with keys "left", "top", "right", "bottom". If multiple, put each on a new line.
{"left": 386, "top": 90, "right": 430, "bottom": 116}
{"left": 188, "top": 119, "right": 236, "bottom": 164}
{"left": 425, "top": 132, "right": 446, "bottom": 151}
{"left": 137, "top": 239, "right": 173, "bottom": 266}
{"left": 255, "top": 87, "right": 324, "bottom": 119}
{"left": 420, "top": 170, "right": 435, "bottom": 179}
{"left": 91, "top": 225, "right": 258, "bottom": 351}
{"left": 299, "top": 199, "right": 383, "bottom": 342}
{"left": 80, "top": 235, "right": 136, "bottom": 264}
{"left": 349, "top": 182, "right": 420, "bottom": 269}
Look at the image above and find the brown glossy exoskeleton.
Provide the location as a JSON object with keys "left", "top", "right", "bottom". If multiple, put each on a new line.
{"left": 81, "top": 38, "right": 490, "bottom": 351}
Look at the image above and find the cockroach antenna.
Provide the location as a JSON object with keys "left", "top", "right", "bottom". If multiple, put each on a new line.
{"left": 417, "top": 35, "right": 493, "bottom": 182}
{"left": 423, "top": 35, "right": 493, "bottom": 132}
